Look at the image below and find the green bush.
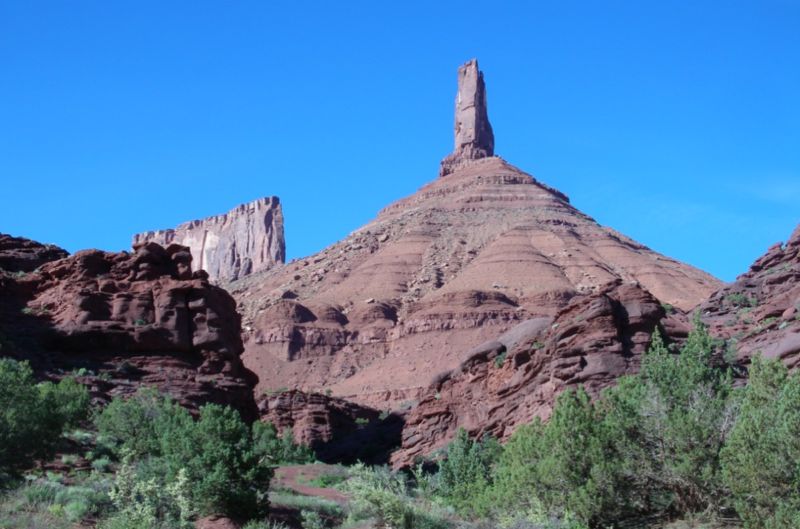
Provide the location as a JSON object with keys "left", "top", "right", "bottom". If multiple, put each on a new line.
{"left": 40, "top": 376, "right": 92, "bottom": 429}
{"left": 601, "top": 322, "right": 733, "bottom": 517}
{"left": 0, "top": 359, "right": 90, "bottom": 475}
{"left": 96, "top": 390, "right": 275, "bottom": 520}
{"left": 251, "top": 421, "right": 315, "bottom": 465}
{"left": 345, "top": 464, "right": 450, "bottom": 529}
{"left": 95, "top": 388, "right": 190, "bottom": 458}
{"left": 436, "top": 428, "right": 500, "bottom": 515}
{"left": 721, "top": 356, "right": 800, "bottom": 529}
{"left": 479, "top": 319, "right": 735, "bottom": 526}
{"left": 490, "top": 388, "right": 608, "bottom": 525}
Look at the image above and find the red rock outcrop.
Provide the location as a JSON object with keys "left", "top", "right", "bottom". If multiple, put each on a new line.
{"left": 700, "top": 223, "right": 800, "bottom": 368}
{"left": 440, "top": 59, "right": 495, "bottom": 176}
{"left": 232, "top": 60, "right": 720, "bottom": 412}
{"left": 0, "top": 233, "right": 68, "bottom": 272}
{"left": 391, "top": 281, "right": 672, "bottom": 467}
{"left": 133, "top": 196, "right": 285, "bottom": 282}
{"left": 0, "top": 239, "right": 257, "bottom": 420}
{"left": 258, "top": 389, "right": 402, "bottom": 464}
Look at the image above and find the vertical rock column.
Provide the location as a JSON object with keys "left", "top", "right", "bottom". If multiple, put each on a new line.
{"left": 440, "top": 59, "right": 495, "bottom": 176}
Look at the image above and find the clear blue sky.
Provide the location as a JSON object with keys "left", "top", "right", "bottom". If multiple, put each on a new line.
{"left": 1, "top": 1, "right": 798, "bottom": 282}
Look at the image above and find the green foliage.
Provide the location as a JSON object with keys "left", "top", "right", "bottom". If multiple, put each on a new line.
{"left": 0, "top": 359, "right": 90, "bottom": 475}
{"left": 606, "top": 321, "right": 734, "bottom": 515}
{"left": 726, "top": 292, "right": 757, "bottom": 308}
{"left": 94, "top": 387, "right": 189, "bottom": 458}
{"left": 268, "top": 491, "right": 343, "bottom": 517}
{"left": 301, "top": 509, "right": 326, "bottom": 529}
{"left": 242, "top": 521, "right": 289, "bottom": 529}
{"left": 0, "top": 475, "right": 111, "bottom": 528}
{"left": 490, "top": 389, "right": 608, "bottom": 525}
{"left": 721, "top": 356, "right": 800, "bottom": 529}
{"left": 96, "top": 389, "right": 276, "bottom": 519}
{"left": 345, "top": 464, "right": 451, "bottom": 529}
{"left": 494, "top": 351, "right": 508, "bottom": 368}
{"left": 468, "top": 319, "right": 735, "bottom": 526}
{"left": 251, "top": 421, "right": 315, "bottom": 465}
{"left": 104, "top": 455, "right": 193, "bottom": 529}
{"left": 436, "top": 428, "right": 500, "bottom": 515}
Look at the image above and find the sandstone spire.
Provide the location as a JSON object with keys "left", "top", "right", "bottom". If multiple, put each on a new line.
{"left": 440, "top": 59, "right": 495, "bottom": 176}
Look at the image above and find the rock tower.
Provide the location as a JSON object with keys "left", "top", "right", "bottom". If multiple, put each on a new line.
{"left": 440, "top": 59, "right": 495, "bottom": 176}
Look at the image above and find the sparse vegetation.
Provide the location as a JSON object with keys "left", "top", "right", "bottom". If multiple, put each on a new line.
{"left": 494, "top": 351, "right": 508, "bottom": 368}
{"left": 5, "top": 316, "right": 800, "bottom": 529}
{"left": 726, "top": 292, "right": 757, "bottom": 309}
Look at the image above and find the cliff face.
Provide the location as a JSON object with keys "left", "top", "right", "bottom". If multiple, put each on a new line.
{"left": 0, "top": 237, "right": 258, "bottom": 420}
{"left": 230, "top": 61, "right": 721, "bottom": 414}
{"left": 133, "top": 196, "right": 285, "bottom": 282}
{"left": 391, "top": 281, "right": 675, "bottom": 466}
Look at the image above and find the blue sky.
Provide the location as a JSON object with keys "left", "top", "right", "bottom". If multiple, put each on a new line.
{"left": 1, "top": 1, "right": 797, "bottom": 282}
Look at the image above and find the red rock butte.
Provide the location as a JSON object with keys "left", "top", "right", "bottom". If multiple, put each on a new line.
{"left": 133, "top": 196, "right": 285, "bottom": 282}
{"left": 229, "top": 59, "right": 722, "bottom": 410}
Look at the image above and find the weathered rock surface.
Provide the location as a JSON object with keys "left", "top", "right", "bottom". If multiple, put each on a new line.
{"left": 700, "top": 223, "right": 800, "bottom": 368}
{"left": 231, "top": 61, "right": 720, "bottom": 414}
{"left": 133, "top": 196, "right": 285, "bottom": 282}
{"left": 440, "top": 59, "right": 494, "bottom": 176}
{"left": 233, "top": 156, "right": 719, "bottom": 410}
{"left": 258, "top": 389, "right": 403, "bottom": 464}
{"left": 390, "top": 281, "right": 670, "bottom": 466}
{"left": 0, "top": 239, "right": 258, "bottom": 420}
{"left": 0, "top": 233, "right": 68, "bottom": 272}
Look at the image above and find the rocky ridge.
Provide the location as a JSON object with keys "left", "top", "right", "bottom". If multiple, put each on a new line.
{"left": 700, "top": 224, "right": 800, "bottom": 368}
{"left": 0, "top": 236, "right": 258, "bottom": 419}
{"left": 133, "top": 196, "right": 285, "bottom": 282}
{"left": 0, "top": 233, "right": 68, "bottom": 272}
{"left": 391, "top": 280, "right": 679, "bottom": 466}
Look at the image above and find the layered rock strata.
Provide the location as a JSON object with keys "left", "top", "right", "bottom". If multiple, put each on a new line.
{"left": 233, "top": 155, "right": 719, "bottom": 410}
{"left": 391, "top": 281, "right": 674, "bottom": 466}
{"left": 133, "top": 196, "right": 285, "bottom": 282}
{"left": 0, "top": 239, "right": 258, "bottom": 419}
{"left": 700, "top": 223, "right": 800, "bottom": 368}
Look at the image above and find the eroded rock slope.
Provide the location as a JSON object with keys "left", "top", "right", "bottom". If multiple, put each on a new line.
{"left": 231, "top": 61, "right": 720, "bottom": 409}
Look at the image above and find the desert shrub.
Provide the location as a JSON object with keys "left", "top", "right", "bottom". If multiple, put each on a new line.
{"left": 40, "top": 376, "right": 91, "bottom": 429}
{"left": 252, "top": 421, "right": 315, "bottom": 465}
{"left": 102, "top": 455, "right": 193, "bottom": 529}
{"left": 435, "top": 428, "right": 500, "bottom": 515}
{"left": 490, "top": 388, "right": 608, "bottom": 525}
{"left": 0, "top": 359, "right": 90, "bottom": 475}
{"left": 95, "top": 388, "right": 190, "bottom": 458}
{"left": 345, "top": 464, "right": 451, "bottom": 529}
{"left": 600, "top": 322, "right": 734, "bottom": 518}
{"left": 721, "top": 356, "right": 800, "bottom": 529}
{"left": 161, "top": 404, "right": 273, "bottom": 518}
{"left": 485, "top": 319, "right": 734, "bottom": 526}
{"left": 242, "top": 521, "right": 289, "bottom": 529}
{"left": 96, "top": 390, "right": 274, "bottom": 520}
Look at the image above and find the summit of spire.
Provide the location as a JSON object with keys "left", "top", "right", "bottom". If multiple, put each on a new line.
{"left": 440, "top": 59, "right": 495, "bottom": 176}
